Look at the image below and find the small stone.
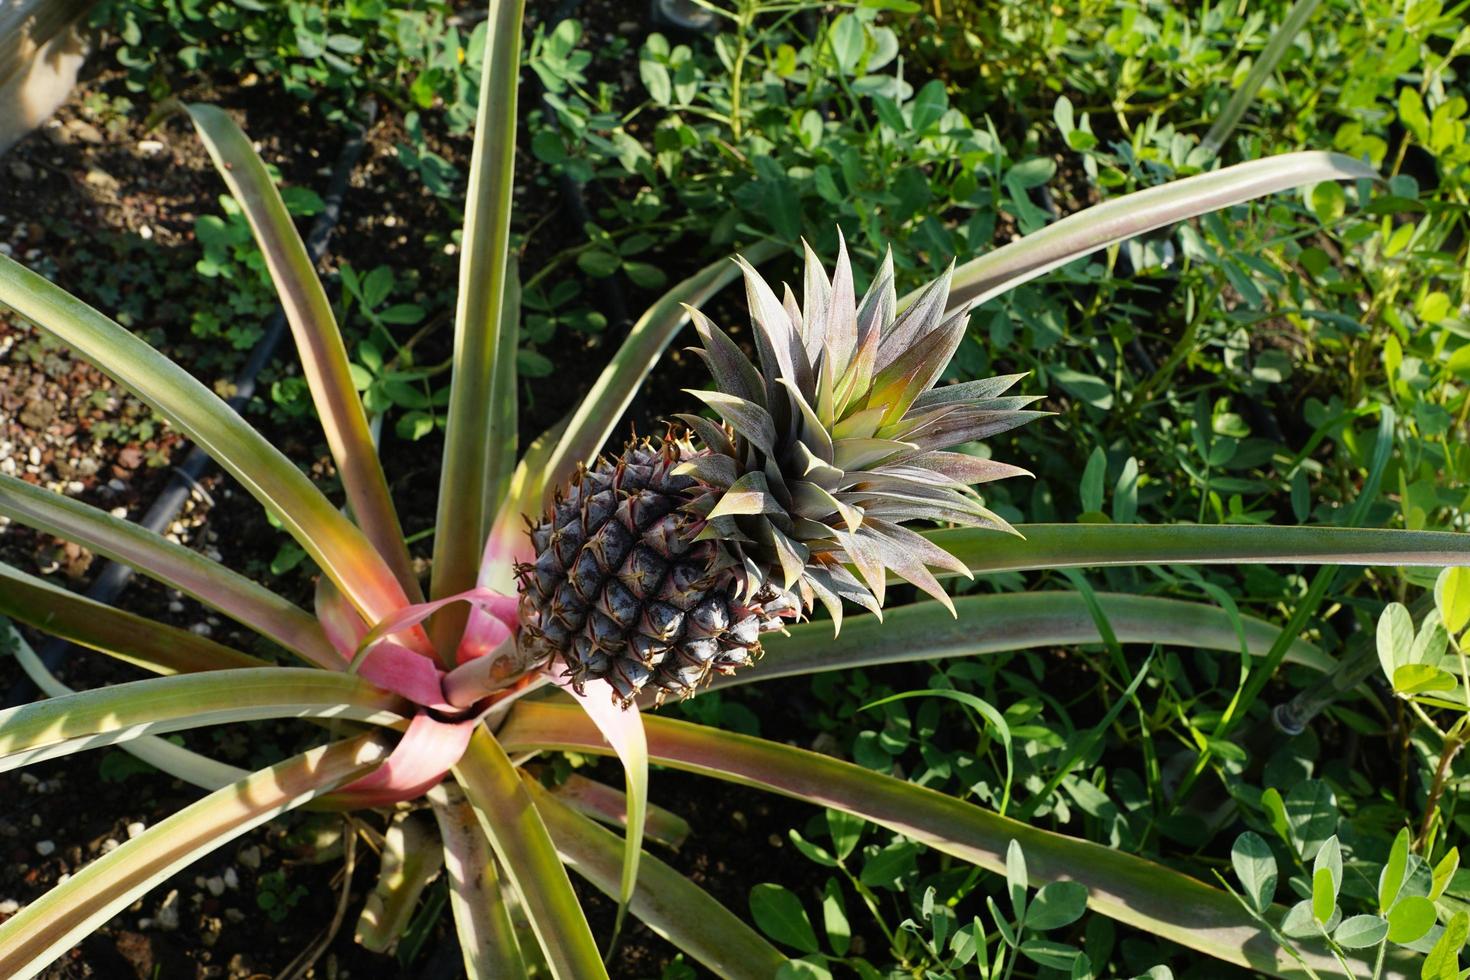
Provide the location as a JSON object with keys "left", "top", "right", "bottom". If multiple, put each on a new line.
{"left": 136, "top": 139, "right": 165, "bottom": 157}
{"left": 34, "top": 840, "right": 55, "bottom": 857}
{"left": 190, "top": 623, "right": 213, "bottom": 637}
{"left": 84, "top": 168, "right": 119, "bottom": 192}
{"left": 110, "top": 506, "right": 129, "bottom": 518}
{"left": 7, "top": 161, "right": 35, "bottom": 182}
{"left": 222, "top": 867, "right": 239, "bottom": 890}
{"left": 101, "top": 838, "right": 120, "bottom": 853}
{"left": 223, "top": 908, "right": 246, "bottom": 923}
{"left": 153, "top": 890, "right": 180, "bottom": 931}
{"left": 127, "top": 821, "right": 146, "bottom": 839}
{"left": 0, "top": 899, "right": 19, "bottom": 914}
{"left": 66, "top": 119, "right": 104, "bottom": 144}
{"left": 236, "top": 846, "right": 261, "bottom": 870}
{"left": 205, "top": 876, "right": 225, "bottom": 897}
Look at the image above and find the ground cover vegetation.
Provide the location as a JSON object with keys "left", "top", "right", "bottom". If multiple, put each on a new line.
{"left": 0, "top": 0, "right": 1466, "bottom": 977}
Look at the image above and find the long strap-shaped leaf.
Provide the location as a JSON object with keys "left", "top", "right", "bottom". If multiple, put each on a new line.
{"left": 451, "top": 728, "right": 609, "bottom": 979}
{"left": 0, "top": 255, "right": 411, "bottom": 626}
{"left": 0, "top": 735, "right": 385, "bottom": 980}
{"left": 183, "top": 104, "right": 421, "bottom": 602}
{"left": 934, "top": 151, "right": 1376, "bottom": 311}
{"left": 9, "top": 625, "right": 248, "bottom": 791}
{"left": 0, "top": 668, "right": 408, "bottom": 772}
{"left": 926, "top": 524, "right": 1470, "bottom": 575}
{"left": 431, "top": 0, "right": 526, "bottom": 642}
{"left": 498, "top": 703, "right": 1364, "bottom": 978}
{"left": 482, "top": 416, "right": 569, "bottom": 594}
{"left": 550, "top": 773, "right": 690, "bottom": 850}
{"left": 555, "top": 674, "right": 648, "bottom": 941}
{"left": 0, "top": 473, "right": 337, "bottom": 666}
{"left": 538, "top": 240, "right": 784, "bottom": 511}
{"left": 0, "top": 560, "right": 266, "bottom": 674}
{"left": 355, "top": 812, "right": 445, "bottom": 952}
{"left": 484, "top": 259, "right": 521, "bottom": 529}
{"left": 427, "top": 783, "right": 528, "bottom": 978}
{"left": 706, "top": 590, "right": 1331, "bottom": 694}
{"left": 527, "top": 778, "right": 787, "bottom": 980}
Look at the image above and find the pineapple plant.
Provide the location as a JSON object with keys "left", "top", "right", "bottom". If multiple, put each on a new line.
{"left": 517, "top": 239, "right": 1044, "bottom": 704}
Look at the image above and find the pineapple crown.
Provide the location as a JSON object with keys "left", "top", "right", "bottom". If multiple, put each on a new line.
{"left": 673, "top": 235, "right": 1045, "bottom": 629}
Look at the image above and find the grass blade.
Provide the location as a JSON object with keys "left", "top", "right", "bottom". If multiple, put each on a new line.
{"left": 700, "top": 591, "right": 1331, "bottom": 697}
{"left": 431, "top": 0, "right": 526, "bottom": 653}
{"left": 0, "top": 735, "right": 385, "bottom": 980}
{"left": 428, "top": 783, "right": 528, "bottom": 978}
{"left": 926, "top": 523, "right": 1470, "bottom": 575}
{"left": 539, "top": 240, "right": 783, "bottom": 510}
{"left": 183, "top": 103, "right": 420, "bottom": 601}
{"left": 0, "top": 668, "right": 409, "bottom": 772}
{"left": 0, "top": 473, "right": 337, "bottom": 667}
{"left": 528, "top": 778, "right": 787, "bottom": 979}
{"left": 0, "top": 254, "right": 412, "bottom": 626}
{"left": 452, "top": 728, "right": 608, "bottom": 979}
{"left": 1200, "top": 0, "right": 1324, "bottom": 158}
{"left": 499, "top": 703, "right": 1368, "bottom": 978}
{"left": 0, "top": 560, "right": 267, "bottom": 674}
{"left": 936, "top": 152, "right": 1376, "bottom": 311}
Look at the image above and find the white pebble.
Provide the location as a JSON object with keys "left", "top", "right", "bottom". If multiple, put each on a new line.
{"left": 127, "top": 821, "right": 146, "bottom": 839}
{"left": 101, "top": 838, "right": 120, "bottom": 853}
{"left": 223, "top": 867, "right": 239, "bottom": 890}
{"left": 205, "top": 876, "right": 225, "bottom": 897}
{"left": 34, "top": 840, "right": 54, "bottom": 857}
{"left": 0, "top": 899, "right": 18, "bottom": 914}
{"left": 154, "top": 890, "right": 180, "bottom": 931}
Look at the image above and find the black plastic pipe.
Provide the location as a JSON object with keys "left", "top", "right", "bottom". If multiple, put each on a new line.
{"left": 4, "top": 103, "right": 375, "bottom": 707}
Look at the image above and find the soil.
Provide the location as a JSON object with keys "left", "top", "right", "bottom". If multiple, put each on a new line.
{"left": 0, "top": 7, "right": 879, "bottom": 979}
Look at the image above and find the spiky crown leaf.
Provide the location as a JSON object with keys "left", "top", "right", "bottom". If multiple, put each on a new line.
{"left": 676, "top": 236, "right": 1045, "bottom": 630}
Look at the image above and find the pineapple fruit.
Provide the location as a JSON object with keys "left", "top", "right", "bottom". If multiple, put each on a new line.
{"left": 517, "top": 240, "right": 1044, "bottom": 705}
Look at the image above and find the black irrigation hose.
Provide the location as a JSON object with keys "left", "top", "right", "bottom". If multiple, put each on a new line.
{"left": 3, "top": 103, "right": 375, "bottom": 708}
